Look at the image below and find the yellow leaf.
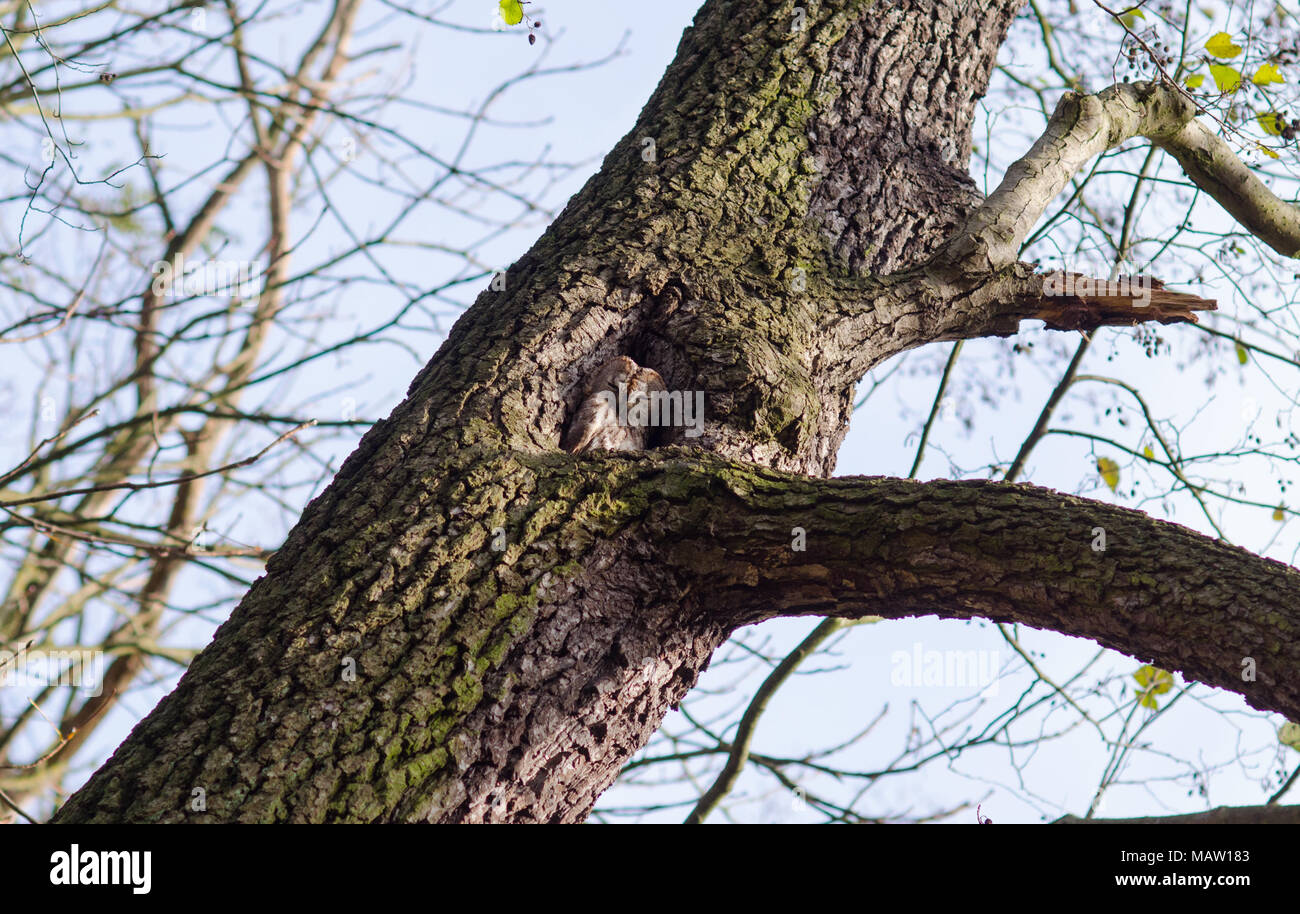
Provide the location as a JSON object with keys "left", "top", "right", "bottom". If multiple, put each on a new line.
{"left": 1258, "top": 112, "right": 1286, "bottom": 136}
{"left": 1273, "top": 505, "right": 1286, "bottom": 522}
{"left": 499, "top": 0, "right": 524, "bottom": 26}
{"left": 1252, "top": 63, "right": 1285, "bottom": 85}
{"left": 1206, "top": 31, "right": 1243, "bottom": 59}
{"left": 1257, "top": 143, "right": 1281, "bottom": 159}
{"left": 1210, "top": 63, "right": 1243, "bottom": 92}
{"left": 1142, "top": 445, "right": 1155, "bottom": 460}
{"left": 1097, "top": 457, "right": 1120, "bottom": 492}
{"left": 1185, "top": 73, "right": 1206, "bottom": 89}
{"left": 1135, "top": 664, "right": 1171, "bottom": 690}
{"left": 1281, "top": 721, "right": 1300, "bottom": 751}
{"left": 1135, "top": 665, "right": 1174, "bottom": 710}
{"left": 1235, "top": 341, "right": 1249, "bottom": 364}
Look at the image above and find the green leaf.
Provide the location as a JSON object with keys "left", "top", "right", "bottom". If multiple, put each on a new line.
{"left": 1135, "top": 665, "right": 1174, "bottom": 709}
{"left": 1210, "top": 63, "right": 1243, "bottom": 92}
{"left": 1142, "top": 445, "right": 1155, "bottom": 460}
{"left": 1206, "top": 31, "right": 1244, "bottom": 59}
{"left": 1258, "top": 111, "right": 1286, "bottom": 136}
{"left": 1134, "top": 665, "right": 1172, "bottom": 690}
{"left": 1097, "top": 457, "right": 1120, "bottom": 492}
{"left": 1252, "top": 62, "right": 1285, "bottom": 85}
{"left": 1281, "top": 721, "right": 1300, "bottom": 751}
{"left": 499, "top": 0, "right": 524, "bottom": 26}
{"left": 1118, "top": 9, "right": 1145, "bottom": 28}
{"left": 1184, "top": 73, "right": 1206, "bottom": 89}
{"left": 1235, "top": 340, "right": 1250, "bottom": 364}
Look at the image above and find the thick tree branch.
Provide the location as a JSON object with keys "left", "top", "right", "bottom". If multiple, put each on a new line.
{"left": 1154, "top": 118, "right": 1300, "bottom": 260}
{"left": 1055, "top": 804, "right": 1300, "bottom": 825}
{"left": 637, "top": 454, "right": 1300, "bottom": 724}
{"left": 935, "top": 81, "right": 1300, "bottom": 271}
{"left": 818, "top": 264, "right": 1214, "bottom": 386}
{"left": 816, "top": 80, "right": 1229, "bottom": 383}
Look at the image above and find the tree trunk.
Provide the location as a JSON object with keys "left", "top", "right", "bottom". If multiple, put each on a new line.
{"left": 53, "top": 0, "right": 1300, "bottom": 824}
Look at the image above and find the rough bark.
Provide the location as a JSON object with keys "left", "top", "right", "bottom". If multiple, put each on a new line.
{"left": 51, "top": 0, "right": 1300, "bottom": 823}
{"left": 1056, "top": 805, "right": 1300, "bottom": 825}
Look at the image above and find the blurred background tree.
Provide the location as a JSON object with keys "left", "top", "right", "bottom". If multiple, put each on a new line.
{"left": 2, "top": 0, "right": 1299, "bottom": 823}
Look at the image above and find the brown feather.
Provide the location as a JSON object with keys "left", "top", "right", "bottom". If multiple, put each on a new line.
{"left": 563, "top": 356, "right": 665, "bottom": 454}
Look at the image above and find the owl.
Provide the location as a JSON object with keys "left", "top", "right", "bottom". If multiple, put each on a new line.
{"left": 563, "top": 355, "right": 667, "bottom": 454}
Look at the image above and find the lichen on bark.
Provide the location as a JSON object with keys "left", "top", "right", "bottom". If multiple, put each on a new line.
{"left": 50, "top": 0, "right": 1300, "bottom": 824}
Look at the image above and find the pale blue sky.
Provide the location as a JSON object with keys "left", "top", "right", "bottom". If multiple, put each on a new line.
{"left": 3, "top": 0, "right": 1296, "bottom": 822}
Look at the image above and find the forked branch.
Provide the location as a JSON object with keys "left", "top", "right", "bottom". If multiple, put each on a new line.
{"left": 936, "top": 81, "right": 1300, "bottom": 273}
